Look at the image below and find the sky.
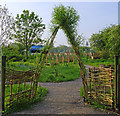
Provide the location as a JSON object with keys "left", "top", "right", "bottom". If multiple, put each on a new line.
{"left": 0, "top": 1, "right": 118, "bottom": 47}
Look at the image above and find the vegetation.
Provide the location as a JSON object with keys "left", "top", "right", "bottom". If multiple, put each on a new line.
{"left": 11, "top": 10, "right": 46, "bottom": 59}
{"left": 89, "top": 24, "right": 120, "bottom": 59}
{"left": 6, "top": 59, "right": 80, "bottom": 82}
{"left": 39, "top": 62, "right": 80, "bottom": 82}
{"left": 82, "top": 57, "right": 114, "bottom": 67}
{"left": 0, "top": 5, "right": 14, "bottom": 45}
{"left": 50, "top": 45, "right": 74, "bottom": 53}
{"left": 5, "top": 85, "right": 48, "bottom": 115}
{"left": 51, "top": 4, "right": 88, "bottom": 99}
{"left": 1, "top": 3, "right": 119, "bottom": 114}
{"left": 2, "top": 43, "right": 25, "bottom": 62}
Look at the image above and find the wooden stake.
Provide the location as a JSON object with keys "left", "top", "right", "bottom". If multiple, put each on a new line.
{"left": 17, "top": 82, "right": 20, "bottom": 103}
{"left": 10, "top": 80, "right": 13, "bottom": 104}
{"left": 62, "top": 56, "right": 64, "bottom": 63}
{"left": 46, "top": 56, "right": 47, "bottom": 64}
{"left": 56, "top": 56, "right": 58, "bottom": 64}
{"left": 110, "top": 67, "right": 114, "bottom": 110}
{"left": 1, "top": 56, "right": 6, "bottom": 114}
{"left": 68, "top": 56, "right": 69, "bottom": 63}
{"left": 73, "top": 57, "right": 75, "bottom": 64}
{"left": 89, "top": 68, "right": 91, "bottom": 104}
{"left": 115, "top": 55, "right": 119, "bottom": 110}
{"left": 52, "top": 57, "right": 54, "bottom": 65}
{"left": 117, "top": 64, "right": 120, "bottom": 112}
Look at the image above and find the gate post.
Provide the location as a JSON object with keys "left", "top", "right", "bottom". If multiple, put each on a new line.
{"left": 1, "top": 56, "right": 6, "bottom": 114}
{"left": 115, "top": 55, "right": 119, "bottom": 111}
{"left": 117, "top": 64, "right": 120, "bottom": 112}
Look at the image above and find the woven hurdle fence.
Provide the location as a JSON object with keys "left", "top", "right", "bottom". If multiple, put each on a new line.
{"left": 1, "top": 56, "right": 39, "bottom": 114}
{"left": 87, "top": 67, "right": 115, "bottom": 110}
{"left": 46, "top": 54, "right": 75, "bottom": 65}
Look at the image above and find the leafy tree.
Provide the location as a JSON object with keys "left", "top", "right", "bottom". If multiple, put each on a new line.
{"left": 89, "top": 24, "right": 119, "bottom": 59}
{"left": 50, "top": 45, "right": 74, "bottom": 53}
{"left": 2, "top": 43, "right": 25, "bottom": 61}
{"left": 11, "top": 10, "right": 45, "bottom": 59}
{"left": 0, "top": 5, "right": 14, "bottom": 45}
{"left": 107, "top": 25, "right": 120, "bottom": 56}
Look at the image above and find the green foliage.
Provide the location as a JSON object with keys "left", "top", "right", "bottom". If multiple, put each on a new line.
{"left": 80, "top": 87, "right": 84, "bottom": 97}
{"left": 89, "top": 24, "right": 120, "bottom": 58}
{"left": 2, "top": 43, "right": 25, "bottom": 62}
{"left": 49, "top": 45, "right": 74, "bottom": 53}
{"left": 7, "top": 62, "right": 35, "bottom": 71}
{"left": 82, "top": 57, "right": 114, "bottom": 67}
{"left": 39, "top": 62, "right": 80, "bottom": 82}
{"left": 51, "top": 4, "right": 83, "bottom": 48}
{"left": 11, "top": 10, "right": 45, "bottom": 59}
{"left": 51, "top": 4, "right": 79, "bottom": 29}
{"left": 5, "top": 86, "right": 48, "bottom": 115}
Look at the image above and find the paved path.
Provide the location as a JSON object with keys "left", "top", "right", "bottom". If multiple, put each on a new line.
{"left": 14, "top": 65, "right": 110, "bottom": 114}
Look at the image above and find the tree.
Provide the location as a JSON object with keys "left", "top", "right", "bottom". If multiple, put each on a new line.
{"left": 89, "top": 24, "right": 119, "bottom": 59}
{"left": 107, "top": 25, "right": 120, "bottom": 56}
{"left": 0, "top": 5, "right": 14, "bottom": 45}
{"left": 2, "top": 42, "right": 25, "bottom": 61}
{"left": 11, "top": 10, "right": 45, "bottom": 59}
{"left": 51, "top": 4, "right": 88, "bottom": 98}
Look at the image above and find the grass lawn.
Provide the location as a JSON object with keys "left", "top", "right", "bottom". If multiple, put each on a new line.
{"left": 39, "top": 62, "right": 81, "bottom": 82}
{"left": 5, "top": 84, "right": 48, "bottom": 115}
{"left": 82, "top": 58, "right": 114, "bottom": 67}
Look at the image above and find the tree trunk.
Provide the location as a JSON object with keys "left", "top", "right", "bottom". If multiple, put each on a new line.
{"left": 26, "top": 47, "right": 28, "bottom": 59}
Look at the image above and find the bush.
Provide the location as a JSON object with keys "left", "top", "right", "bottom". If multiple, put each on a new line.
{"left": 48, "top": 74, "right": 56, "bottom": 82}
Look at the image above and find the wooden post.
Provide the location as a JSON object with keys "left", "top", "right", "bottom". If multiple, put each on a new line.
{"left": 110, "top": 67, "right": 114, "bottom": 110}
{"left": 52, "top": 57, "right": 54, "bottom": 65}
{"left": 115, "top": 55, "right": 119, "bottom": 110}
{"left": 56, "top": 56, "right": 58, "bottom": 64}
{"left": 73, "top": 57, "right": 75, "bottom": 64}
{"left": 89, "top": 68, "right": 91, "bottom": 104}
{"left": 68, "top": 56, "right": 69, "bottom": 63}
{"left": 117, "top": 64, "right": 120, "bottom": 112}
{"left": 55, "top": 68, "right": 58, "bottom": 77}
{"left": 1, "top": 56, "right": 6, "bottom": 114}
{"left": 17, "top": 82, "right": 20, "bottom": 103}
{"left": 62, "top": 56, "right": 64, "bottom": 63}
{"left": 46, "top": 56, "right": 47, "bottom": 64}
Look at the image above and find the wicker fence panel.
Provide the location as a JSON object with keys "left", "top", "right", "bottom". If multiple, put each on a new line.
{"left": 87, "top": 67, "right": 114, "bottom": 110}
{"left": 4, "top": 67, "right": 38, "bottom": 111}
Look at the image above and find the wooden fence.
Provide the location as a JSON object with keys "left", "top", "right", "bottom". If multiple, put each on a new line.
{"left": 1, "top": 56, "right": 38, "bottom": 114}
{"left": 45, "top": 55, "right": 75, "bottom": 64}
{"left": 87, "top": 67, "right": 115, "bottom": 110}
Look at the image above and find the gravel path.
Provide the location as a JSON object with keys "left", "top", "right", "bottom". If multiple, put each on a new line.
{"left": 14, "top": 65, "right": 110, "bottom": 114}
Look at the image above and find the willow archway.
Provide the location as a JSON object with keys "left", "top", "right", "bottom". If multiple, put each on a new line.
{"left": 36, "top": 4, "right": 88, "bottom": 100}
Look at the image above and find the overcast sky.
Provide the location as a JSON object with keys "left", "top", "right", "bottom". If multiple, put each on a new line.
{"left": 0, "top": 1, "right": 118, "bottom": 47}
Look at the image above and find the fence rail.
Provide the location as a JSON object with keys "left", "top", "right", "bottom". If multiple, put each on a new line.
{"left": 1, "top": 56, "right": 38, "bottom": 114}
{"left": 87, "top": 67, "right": 114, "bottom": 110}
{"left": 45, "top": 55, "right": 75, "bottom": 65}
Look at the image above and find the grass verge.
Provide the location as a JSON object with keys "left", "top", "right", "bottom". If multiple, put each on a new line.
{"left": 82, "top": 58, "right": 114, "bottom": 67}
{"left": 39, "top": 62, "right": 80, "bottom": 82}
{"left": 4, "top": 86, "right": 48, "bottom": 115}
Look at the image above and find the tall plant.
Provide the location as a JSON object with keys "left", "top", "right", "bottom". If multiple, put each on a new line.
{"left": 11, "top": 10, "right": 45, "bottom": 59}
{"left": 51, "top": 4, "right": 88, "bottom": 98}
